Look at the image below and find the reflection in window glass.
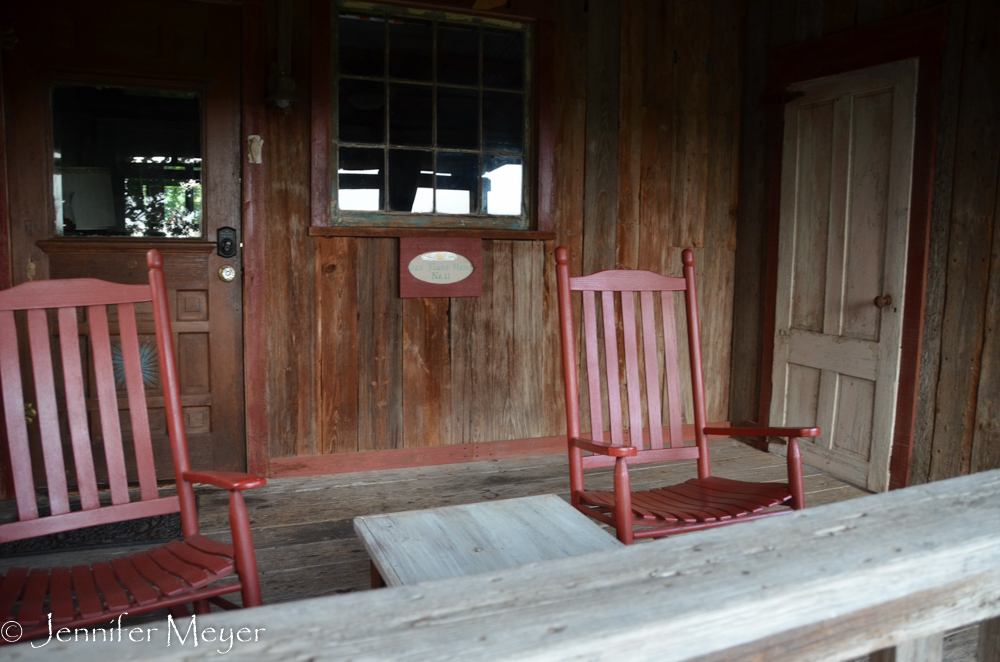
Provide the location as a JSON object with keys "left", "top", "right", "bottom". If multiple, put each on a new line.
{"left": 388, "top": 150, "right": 433, "bottom": 212}
{"left": 389, "top": 84, "right": 432, "bottom": 146}
{"left": 438, "top": 26, "right": 478, "bottom": 86}
{"left": 437, "top": 88, "right": 478, "bottom": 150}
{"left": 483, "top": 156, "right": 522, "bottom": 216}
{"left": 483, "top": 30, "right": 523, "bottom": 89}
{"left": 338, "top": 13, "right": 385, "bottom": 77}
{"left": 340, "top": 79, "right": 386, "bottom": 144}
{"left": 436, "top": 153, "right": 478, "bottom": 214}
{"left": 483, "top": 91, "right": 523, "bottom": 152}
{"left": 389, "top": 19, "right": 432, "bottom": 81}
{"left": 339, "top": 147, "right": 384, "bottom": 211}
{"left": 52, "top": 86, "right": 202, "bottom": 237}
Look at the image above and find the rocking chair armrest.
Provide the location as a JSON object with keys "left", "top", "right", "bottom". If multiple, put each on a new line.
{"left": 704, "top": 426, "right": 821, "bottom": 438}
{"left": 570, "top": 437, "right": 638, "bottom": 457}
{"left": 182, "top": 471, "right": 267, "bottom": 491}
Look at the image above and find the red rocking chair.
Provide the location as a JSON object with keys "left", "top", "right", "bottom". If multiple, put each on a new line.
{"left": 555, "top": 247, "right": 820, "bottom": 544}
{"left": 0, "top": 250, "right": 264, "bottom": 643}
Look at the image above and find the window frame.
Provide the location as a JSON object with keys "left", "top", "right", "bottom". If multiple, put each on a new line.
{"left": 310, "top": 0, "right": 555, "bottom": 239}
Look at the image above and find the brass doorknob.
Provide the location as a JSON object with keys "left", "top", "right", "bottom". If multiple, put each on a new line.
{"left": 874, "top": 294, "right": 892, "bottom": 309}
{"left": 218, "top": 265, "right": 237, "bottom": 282}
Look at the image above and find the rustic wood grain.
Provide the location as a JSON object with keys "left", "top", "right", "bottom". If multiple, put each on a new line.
{"left": 357, "top": 239, "right": 403, "bottom": 452}
{"left": 582, "top": 0, "right": 620, "bottom": 276}
{"left": 510, "top": 241, "right": 548, "bottom": 438}
{"left": 317, "top": 237, "right": 359, "bottom": 455}
{"left": 450, "top": 244, "right": 493, "bottom": 445}
{"left": 728, "top": 0, "right": 771, "bottom": 432}
{"left": 910, "top": 0, "right": 968, "bottom": 486}
{"left": 979, "top": 617, "right": 1000, "bottom": 662}
{"left": 615, "top": 0, "right": 643, "bottom": 271}
{"left": 402, "top": 296, "right": 452, "bottom": 448}
{"left": 354, "top": 495, "right": 622, "bottom": 587}
{"left": 486, "top": 241, "right": 516, "bottom": 441}
{"left": 928, "top": 0, "right": 1000, "bottom": 482}
{"left": 970, "top": 155, "right": 1000, "bottom": 474}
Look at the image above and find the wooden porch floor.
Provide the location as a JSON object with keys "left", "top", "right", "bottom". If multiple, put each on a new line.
{"left": 0, "top": 439, "right": 982, "bottom": 658}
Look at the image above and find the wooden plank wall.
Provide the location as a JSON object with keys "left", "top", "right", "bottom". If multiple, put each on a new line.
{"left": 729, "top": 0, "right": 1000, "bottom": 483}
{"left": 264, "top": 0, "right": 745, "bottom": 461}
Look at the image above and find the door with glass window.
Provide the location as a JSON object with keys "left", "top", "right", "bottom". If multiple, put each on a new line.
{"left": 1, "top": 0, "right": 247, "bottom": 481}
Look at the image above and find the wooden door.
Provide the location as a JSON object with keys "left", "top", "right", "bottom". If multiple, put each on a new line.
{"left": 769, "top": 60, "right": 917, "bottom": 492}
{"left": 1, "top": 0, "right": 247, "bottom": 477}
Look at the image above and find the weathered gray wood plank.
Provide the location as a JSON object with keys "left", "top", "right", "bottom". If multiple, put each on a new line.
{"left": 354, "top": 494, "right": 622, "bottom": 586}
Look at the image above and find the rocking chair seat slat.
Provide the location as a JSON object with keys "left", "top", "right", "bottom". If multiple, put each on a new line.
{"left": 641, "top": 489, "right": 734, "bottom": 521}
{"left": 147, "top": 547, "right": 210, "bottom": 589}
{"left": 700, "top": 476, "right": 794, "bottom": 500}
{"left": 668, "top": 481, "right": 787, "bottom": 512}
{"left": 72, "top": 565, "right": 105, "bottom": 619}
{"left": 165, "top": 539, "right": 233, "bottom": 576}
{"left": 48, "top": 567, "right": 75, "bottom": 623}
{"left": 0, "top": 568, "right": 29, "bottom": 617}
{"left": 109, "top": 557, "right": 160, "bottom": 606}
{"left": 580, "top": 477, "right": 793, "bottom": 527}
{"left": 18, "top": 569, "right": 50, "bottom": 626}
{"left": 130, "top": 550, "right": 187, "bottom": 596}
{"left": 653, "top": 485, "right": 752, "bottom": 518}
{"left": 186, "top": 533, "right": 237, "bottom": 559}
{"left": 92, "top": 561, "right": 132, "bottom": 612}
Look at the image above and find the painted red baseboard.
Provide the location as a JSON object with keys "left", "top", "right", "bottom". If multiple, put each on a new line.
{"left": 267, "top": 422, "right": 732, "bottom": 478}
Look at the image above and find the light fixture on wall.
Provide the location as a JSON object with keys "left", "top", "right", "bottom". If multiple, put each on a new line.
{"left": 266, "top": 0, "right": 297, "bottom": 108}
{"left": 266, "top": 67, "right": 297, "bottom": 109}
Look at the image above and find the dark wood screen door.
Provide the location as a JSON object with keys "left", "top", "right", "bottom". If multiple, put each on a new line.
{"left": 2, "top": 0, "right": 247, "bottom": 478}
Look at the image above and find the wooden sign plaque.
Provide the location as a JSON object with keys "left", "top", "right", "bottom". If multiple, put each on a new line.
{"left": 399, "top": 237, "right": 483, "bottom": 298}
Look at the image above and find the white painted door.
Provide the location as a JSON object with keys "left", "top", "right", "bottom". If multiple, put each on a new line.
{"left": 769, "top": 59, "right": 917, "bottom": 492}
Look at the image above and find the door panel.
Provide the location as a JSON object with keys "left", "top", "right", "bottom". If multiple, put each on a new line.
{"left": 2, "top": 0, "right": 246, "bottom": 480}
{"left": 770, "top": 60, "right": 918, "bottom": 492}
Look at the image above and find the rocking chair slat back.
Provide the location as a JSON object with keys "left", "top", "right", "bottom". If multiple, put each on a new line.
{"left": 88, "top": 302, "right": 132, "bottom": 505}
{"left": 57, "top": 306, "right": 100, "bottom": 511}
{"left": 581, "top": 291, "right": 603, "bottom": 443}
{"left": 569, "top": 273, "right": 699, "bottom": 460}
{"left": 26, "top": 308, "right": 71, "bottom": 516}
{"left": 118, "top": 301, "right": 159, "bottom": 501}
{"left": 0, "top": 310, "right": 37, "bottom": 521}
{"left": 0, "top": 273, "right": 185, "bottom": 542}
{"left": 600, "top": 291, "right": 625, "bottom": 447}
{"left": 639, "top": 291, "right": 664, "bottom": 450}
{"left": 660, "top": 291, "right": 686, "bottom": 449}
{"left": 619, "top": 291, "right": 644, "bottom": 451}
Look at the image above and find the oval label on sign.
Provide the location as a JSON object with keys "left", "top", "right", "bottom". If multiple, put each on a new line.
{"left": 408, "top": 251, "right": 475, "bottom": 284}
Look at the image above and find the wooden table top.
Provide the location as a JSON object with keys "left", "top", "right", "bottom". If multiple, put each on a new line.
{"left": 353, "top": 494, "right": 624, "bottom": 587}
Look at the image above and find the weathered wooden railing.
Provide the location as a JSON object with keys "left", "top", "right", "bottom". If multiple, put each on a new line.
{"left": 13, "top": 470, "right": 1000, "bottom": 661}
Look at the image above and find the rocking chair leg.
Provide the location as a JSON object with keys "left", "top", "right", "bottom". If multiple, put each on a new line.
{"left": 787, "top": 438, "right": 806, "bottom": 510}
{"left": 613, "top": 457, "right": 634, "bottom": 545}
{"left": 230, "top": 490, "right": 264, "bottom": 608}
{"left": 194, "top": 599, "right": 211, "bottom": 615}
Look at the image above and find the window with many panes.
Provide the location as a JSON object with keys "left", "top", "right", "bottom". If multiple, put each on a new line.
{"left": 333, "top": 2, "right": 531, "bottom": 229}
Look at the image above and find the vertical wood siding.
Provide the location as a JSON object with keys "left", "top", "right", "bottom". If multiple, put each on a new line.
{"left": 730, "top": 0, "right": 1000, "bottom": 483}
{"left": 265, "top": 0, "right": 744, "bottom": 459}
